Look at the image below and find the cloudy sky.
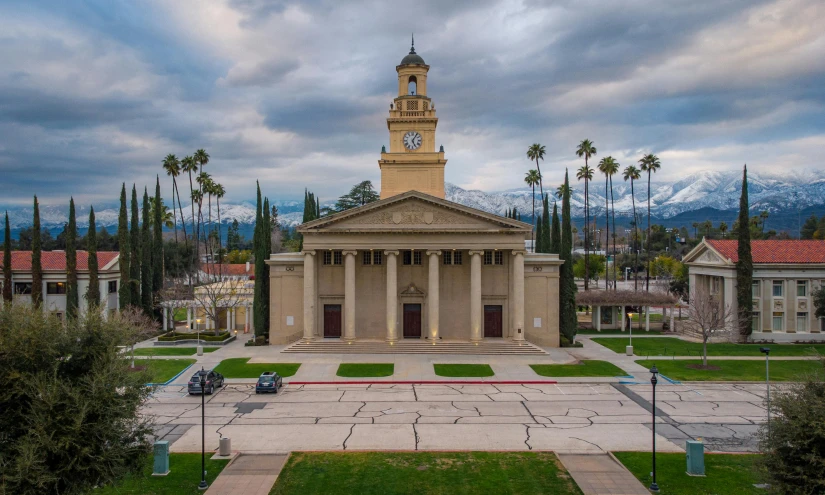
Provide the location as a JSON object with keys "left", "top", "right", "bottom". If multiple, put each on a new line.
{"left": 0, "top": 0, "right": 823, "bottom": 207}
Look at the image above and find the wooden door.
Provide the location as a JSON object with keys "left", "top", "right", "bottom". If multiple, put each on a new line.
{"left": 323, "top": 305, "right": 342, "bottom": 338}
{"left": 484, "top": 305, "right": 503, "bottom": 338}
{"left": 403, "top": 304, "right": 422, "bottom": 338}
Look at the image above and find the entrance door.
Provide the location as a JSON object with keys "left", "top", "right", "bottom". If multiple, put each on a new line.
{"left": 484, "top": 305, "right": 503, "bottom": 338}
{"left": 403, "top": 304, "right": 422, "bottom": 338}
{"left": 323, "top": 305, "right": 342, "bottom": 338}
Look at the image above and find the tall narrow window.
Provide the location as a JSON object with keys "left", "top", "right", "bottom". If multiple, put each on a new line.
{"left": 453, "top": 251, "right": 463, "bottom": 265}
{"left": 323, "top": 251, "right": 332, "bottom": 265}
{"left": 484, "top": 251, "right": 493, "bottom": 265}
{"left": 333, "top": 251, "right": 343, "bottom": 265}
{"left": 373, "top": 251, "right": 383, "bottom": 265}
{"left": 495, "top": 251, "right": 504, "bottom": 265}
{"left": 362, "top": 251, "right": 372, "bottom": 265}
{"left": 797, "top": 280, "right": 808, "bottom": 297}
{"left": 108, "top": 280, "right": 117, "bottom": 294}
{"left": 773, "top": 281, "right": 783, "bottom": 297}
{"left": 751, "top": 281, "right": 761, "bottom": 297}
{"left": 751, "top": 312, "right": 760, "bottom": 333}
{"left": 408, "top": 75, "right": 417, "bottom": 95}
{"left": 403, "top": 251, "right": 412, "bottom": 265}
{"left": 413, "top": 250, "right": 422, "bottom": 265}
{"left": 442, "top": 251, "right": 452, "bottom": 265}
{"left": 772, "top": 312, "right": 784, "bottom": 331}
{"left": 797, "top": 312, "right": 808, "bottom": 332}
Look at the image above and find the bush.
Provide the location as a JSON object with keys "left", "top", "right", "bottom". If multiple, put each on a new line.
{"left": 758, "top": 359, "right": 825, "bottom": 494}
{"left": 244, "top": 335, "right": 268, "bottom": 346}
{"left": 157, "top": 331, "right": 231, "bottom": 342}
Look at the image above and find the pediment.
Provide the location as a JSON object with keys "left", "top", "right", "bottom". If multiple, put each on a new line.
{"left": 684, "top": 242, "right": 732, "bottom": 265}
{"left": 299, "top": 191, "right": 530, "bottom": 233}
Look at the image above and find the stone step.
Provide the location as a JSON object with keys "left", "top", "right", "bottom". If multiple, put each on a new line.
{"left": 281, "top": 340, "right": 547, "bottom": 355}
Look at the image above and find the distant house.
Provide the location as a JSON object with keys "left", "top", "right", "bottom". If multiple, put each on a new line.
{"left": 198, "top": 262, "right": 254, "bottom": 282}
{"left": 683, "top": 239, "right": 825, "bottom": 341}
{"left": 0, "top": 251, "right": 120, "bottom": 319}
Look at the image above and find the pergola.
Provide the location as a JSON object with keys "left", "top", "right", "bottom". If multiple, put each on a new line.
{"left": 159, "top": 280, "right": 255, "bottom": 332}
{"left": 576, "top": 290, "right": 680, "bottom": 332}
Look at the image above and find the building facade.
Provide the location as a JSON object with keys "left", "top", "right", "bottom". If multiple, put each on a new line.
{"left": 684, "top": 239, "right": 825, "bottom": 341}
{"left": 266, "top": 43, "right": 564, "bottom": 346}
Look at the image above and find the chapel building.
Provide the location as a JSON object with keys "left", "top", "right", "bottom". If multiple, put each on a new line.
{"left": 267, "top": 42, "right": 563, "bottom": 347}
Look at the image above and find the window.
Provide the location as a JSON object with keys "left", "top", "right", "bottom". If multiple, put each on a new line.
{"left": 108, "top": 280, "right": 117, "bottom": 294}
{"left": 47, "top": 282, "right": 66, "bottom": 295}
{"left": 453, "top": 251, "right": 463, "bottom": 265}
{"left": 484, "top": 251, "right": 493, "bottom": 265}
{"left": 403, "top": 250, "right": 412, "bottom": 265}
{"left": 333, "top": 251, "right": 342, "bottom": 265}
{"left": 373, "top": 251, "right": 383, "bottom": 265}
{"left": 495, "top": 251, "right": 504, "bottom": 265}
{"left": 752, "top": 281, "right": 761, "bottom": 298}
{"left": 362, "top": 251, "right": 372, "bottom": 265}
{"left": 751, "top": 312, "right": 760, "bottom": 333}
{"left": 14, "top": 282, "right": 32, "bottom": 295}
{"left": 797, "top": 312, "right": 808, "bottom": 332}
{"left": 797, "top": 280, "right": 808, "bottom": 297}
{"left": 772, "top": 312, "right": 784, "bottom": 331}
{"left": 442, "top": 251, "right": 452, "bottom": 265}
{"left": 413, "top": 250, "right": 422, "bottom": 265}
{"left": 772, "top": 281, "right": 783, "bottom": 297}
{"left": 324, "top": 251, "right": 332, "bottom": 265}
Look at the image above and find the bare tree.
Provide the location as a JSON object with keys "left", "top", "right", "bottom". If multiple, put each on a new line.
{"left": 112, "top": 306, "right": 161, "bottom": 368}
{"left": 192, "top": 274, "right": 252, "bottom": 336}
{"left": 686, "top": 285, "right": 740, "bottom": 366}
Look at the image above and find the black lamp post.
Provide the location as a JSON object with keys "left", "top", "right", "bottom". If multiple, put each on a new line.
{"left": 198, "top": 367, "right": 209, "bottom": 491}
{"left": 650, "top": 365, "right": 660, "bottom": 493}
{"left": 760, "top": 347, "right": 771, "bottom": 435}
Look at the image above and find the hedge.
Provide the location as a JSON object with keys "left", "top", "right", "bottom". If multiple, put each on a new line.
{"left": 157, "top": 331, "right": 231, "bottom": 342}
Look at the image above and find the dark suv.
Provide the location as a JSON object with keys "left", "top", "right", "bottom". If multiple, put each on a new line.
{"left": 187, "top": 369, "right": 225, "bottom": 395}
{"left": 255, "top": 371, "right": 283, "bottom": 394}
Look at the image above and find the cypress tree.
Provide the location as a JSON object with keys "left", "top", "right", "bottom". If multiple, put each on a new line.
{"left": 117, "top": 184, "right": 131, "bottom": 309}
{"left": 559, "top": 171, "right": 577, "bottom": 344}
{"left": 551, "top": 201, "right": 561, "bottom": 254}
{"left": 152, "top": 177, "right": 164, "bottom": 298}
{"left": 141, "top": 188, "right": 153, "bottom": 315}
{"left": 316, "top": 196, "right": 320, "bottom": 218}
{"left": 736, "top": 165, "right": 753, "bottom": 339}
{"left": 540, "top": 194, "right": 551, "bottom": 253}
{"left": 66, "top": 198, "right": 79, "bottom": 320}
{"left": 32, "top": 196, "right": 43, "bottom": 306}
{"left": 253, "top": 182, "right": 266, "bottom": 337}
{"left": 129, "top": 185, "right": 141, "bottom": 306}
{"left": 535, "top": 214, "right": 544, "bottom": 252}
{"left": 263, "top": 197, "right": 272, "bottom": 336}
{"left": 86, "top": 207, "right": 100, "bottom": 306}
{"left": 3, "top": 212, "right": 11, "bottom": 303}
{"left": 513, "top": 207, "right": 518, "bottom": 220}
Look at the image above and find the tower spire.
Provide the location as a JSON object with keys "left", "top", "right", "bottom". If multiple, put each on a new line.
{"left": 410, "top": 33, "right": 416, "bottom": 54}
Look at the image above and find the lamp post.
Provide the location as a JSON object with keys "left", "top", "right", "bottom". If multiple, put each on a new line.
{"left": 626, "top": 312, "right": 634, "bottom": 356}
{"left": 650, "top": 364, "right": 660, "bottom": 493}
{"left": 760, "top": 347, "right": 771, "bottom": 435}
{"left": 198, "top": 367, "right": 209, "bottom": 491}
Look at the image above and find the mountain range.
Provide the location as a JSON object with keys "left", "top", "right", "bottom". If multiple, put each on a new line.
{"left": 3, "top": 170, "right": 825, "bottom": 234}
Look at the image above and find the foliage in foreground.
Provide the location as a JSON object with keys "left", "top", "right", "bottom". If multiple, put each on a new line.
{"left": 213, "top": 358, "right": 301, "bottom": 378}
{"left": 0, "top": 304, "right": 155, "bottom": 495}
{"left": 758, "top": 359, "right": 825, "bottom": 494}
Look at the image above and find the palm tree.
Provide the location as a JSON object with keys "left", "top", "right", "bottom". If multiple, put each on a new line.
{"left": 639, "top": 153, "right": 661, "bottom": 292}
{"left": 760, "top": 210, "right": 769, "bottom": 233}
{"left": 213, "top": 182, "right": 226, "bottom": 264}
{"left": 623, "top": 165, "right": 641, "bottom": 291}
{"left": 162, "top": 154, "right": 186, "bottom": 245}
{"left": 692, "top": 222, "right": 699, "bottom": 239}
{"left": 556, "top": 183, "right": 569, "bottom": 199}
{"left": 526, "top": 144, "right": 546, "bottom": 198}
{"left": 599, "top": 156, "right": 620, "bottom": 289}
{"left": 197, "top": 172, "right": 213, "bottom": 253}
{"left": 190, "top": 189, "right": 203, "bottom": 260}
{"left": 719, "top": 221, "right": 728, "bottom": 238}
{"left": 150, "top": 197, "right": 175, "bottom": 229}
{"left": 181, "top": 155, "right": 198, "bottom": 244}
{"left": 524, "top": 170, "right": 541, "bottom": 252}
{"left": 576, "top": 139, "right": 597, "bottom": 291}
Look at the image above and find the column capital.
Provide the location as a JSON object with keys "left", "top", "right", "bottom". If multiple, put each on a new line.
{"left": 342, "top": 250, "right": 358, "bottom": 257}
{"left": 384, "top": 250, "right": 400, "bottom": 256}
{"left": 511, "top": 250, "right": 527, "bottom": 256}
{"left": 468, "top": 250, "right": 485, "bottom": 256}
{"left": 302, "top": 250, "right": 316, "bottom": 256}
{"left": 426, "top": 250, "right": 442, "bottom": 256}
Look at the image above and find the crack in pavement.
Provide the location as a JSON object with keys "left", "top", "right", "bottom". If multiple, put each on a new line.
{"left": 342, "top": 424, "right": 355, "bottom": 450}
{"left": 413, "top": 424, "right": 420, "bottom": 450}
{"left": 569, "top": 436, "right": 604, "bottom": 452}
{"left": 524, "top": 425, "right": 533, "bottom": 450}
{"left": 521, "top": 401, "right": 539, "bottom": 424}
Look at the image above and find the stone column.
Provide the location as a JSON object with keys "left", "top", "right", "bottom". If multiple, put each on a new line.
{"left": 427, "top": 250, "right": 441, "bottom": 340}
{"left": 227, "top": 308, "right": 233, "bottom": 331}
{"left": 645, "top": 307, "right": 650, "bottom": 332}
{"left": 303, "top": 251, "right": 316, "bottom": 340}
{"left": 595, "top": 306, "right": 601, "bottom": 332}
{"left": 385, "top": 251, "right": 399, "bottom": 342}
{"left": 512, "top": 250, "right": 525, "bottom": 341}
{"left": 343, "top": 250, "right": 357, "bottom": 341}
{"left": 469, "top": 251, "right": 483, "bottom": 341}
{"left": 724, "top": 276, "right": 736, "bottom": 329}
{"left": 621, "top": 305, "right": 626, "bottom": 332}
{"left": 670, "top": 306, "right": 675, "bottom": 332}
{"left": 187, "top": 306, "right": 192, "bottom": 330}
{"left": 162, "top": 307, "right": 169, "bottom": 331}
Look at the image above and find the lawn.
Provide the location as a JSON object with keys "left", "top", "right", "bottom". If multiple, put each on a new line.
{"left": 577, "top": 328, "right": 663, "bottom": 335}
{"left": 270, "top": 452, "right": 583, "bottom": 495}
{"left": 593, "top": 336, "right": 825, "bottom": 357}
{"left": 635, "top": 359, "right": 822, "bottom": 381}
{"left": 172, "top": 307, "right": 188, "bottom": 322}
{"left": 530, "top": 360, "right": 627, "bottom": 377}
{"left": 141, "top": 359, "right": 196, "bottom": 383}
{"left": 133, "top": 347, "right": 219, "bottom": 356}
{"left": 213, "top": 358, "right": 301, "bottom": 378}
{"left": 337, "top": 363, "right": 394, "bottom": 377}
{"left": 93, "top": 453, "right": 229, "bottom": 495}
{"left": 614, "top": 452, "right": 762, "bottom": 495}
{"left": 433, "top": 364, "right": 494, "bottom": 377}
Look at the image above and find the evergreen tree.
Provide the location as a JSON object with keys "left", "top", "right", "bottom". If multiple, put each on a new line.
{"left": 559, "top": 171, "right": 577, "bottom": 344}
{"left": 140, "top": 189, "right": 153, "bottom": 315}
{"left": 129, "top": 185, "right": 141, "bottom": 307}
{"left": 540, "top": 194, "right": 551, "bottom": 253}
{"left": 253, "top": 182, "right": 266, "bottom": 338}
{"left": 316, "top": 197, "right": 320, "bottom": 218}
{"left": 3, "top": 212, "right": 11, "bottom": 303}
{"left": 535, "top": 214, "right": 544, "bottom": 252}
{"left": 117, "top": 184, "right": 131, "bottom": 309}
{"left": 263, "top": 197, "right": 272, "bottom": 336}
{"left": 86, "top": 207, "right": 101, "bottom": 306}
{"left": 152, "top": 177, "right": 164, "bottom": 300}
{"left": 66, "top": 198, "right": 79, "bottom": 320}
{"left": 512, "top": 207, "right": 518, "bottom": 220}
{"left": 551, "top": 201, "right": 561, "bottom": 254}
{"left": 333, "top": 181, "right": 380, "bottom": 212}
{"left": 32, "top": 196, "right": 43, "bottom": 306}
{"left": 736, "top": 165, "right": 753, "bottom": 338}
{"left": 801, "top": 214, "right": 818, "bottom": 239}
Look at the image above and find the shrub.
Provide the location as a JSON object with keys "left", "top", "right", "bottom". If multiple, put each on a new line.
{"left": 157, "top": 331, "right": 231, "bottom": 342}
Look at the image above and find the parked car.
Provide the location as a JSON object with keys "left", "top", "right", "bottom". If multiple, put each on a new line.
{"left": 255, "top": 371, "right": 283, "bottom": 394}
{"left": 187, "top": 369, "right": 225, "bottom": 395}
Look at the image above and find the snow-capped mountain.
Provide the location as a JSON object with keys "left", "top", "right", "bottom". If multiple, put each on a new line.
{"left": 4, "top": 170, "right": 825, "bottom": 230}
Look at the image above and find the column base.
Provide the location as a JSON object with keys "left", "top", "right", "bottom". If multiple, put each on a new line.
{"left": 342, "top": 336, "right": 356, "bottom": 342}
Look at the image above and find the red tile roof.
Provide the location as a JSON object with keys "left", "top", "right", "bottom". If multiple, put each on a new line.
{"left": 706, "top": 240, "right": 825, "bottom": 264}
{"left": 201, "top": 263, "right": 252, "bottom": 277}
{"left": 0, "top": 251, "right": 119, "bottom": 271}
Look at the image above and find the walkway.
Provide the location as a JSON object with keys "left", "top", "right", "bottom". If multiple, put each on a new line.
{"left": 558, "top": 453, "right": 649, "bottom": 495}
{"left": 205, "top": 454, "right": 287, "bottom": 495}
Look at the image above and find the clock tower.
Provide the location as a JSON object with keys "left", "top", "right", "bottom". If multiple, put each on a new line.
{"left": 379, "top": 38, "right": 447, "bottom": 199}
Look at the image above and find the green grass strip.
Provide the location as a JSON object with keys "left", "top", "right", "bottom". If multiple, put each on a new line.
{"left": 270, "top": 452, "right": 583, "bottom": 495}
{"left": 530, "top": 360, "right": 626, "bottom": 377}
{"left": 132, "top": 347, "right": 219, "bottom": 356}
{"left": 577, "top": 328, "right": 663, "bottom": 335}
{"left": 614, "top": 452, "right": 763, "bottom": 495}
{"left": 94, "top": 453, "right": 230, "bottom": 495}
{"left": 433, "top": 364, "right": 494, "bottom": 377}
{"left": 593, "top": 336, "right": 825, "bottom": 357}
{"left": 213, "top": 358, "right": 301, "bottom": 378}
{"left": 336, "top": 363, "right": 394, "bottom": 377}
{"left": 141, "top": 358, "right": 196, "bottom": 383}
{"left": 635, "top": 359, "right": 822, "bottom": 381}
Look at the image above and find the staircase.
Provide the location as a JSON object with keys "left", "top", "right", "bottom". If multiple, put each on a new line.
{"left": 282, "top": 339, "right": 547, "bottom": 355}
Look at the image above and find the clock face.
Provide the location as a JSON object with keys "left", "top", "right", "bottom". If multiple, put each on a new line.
{"left": 403, "top": 131, "right": 422, "bottom": 150}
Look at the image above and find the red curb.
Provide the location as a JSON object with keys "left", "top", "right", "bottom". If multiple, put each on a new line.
{"left": 287, "top": 380, "right": 558, "bottom": 385}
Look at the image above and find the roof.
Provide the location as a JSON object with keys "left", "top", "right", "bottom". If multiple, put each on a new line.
{"left": 400, "top": 38, "right": 425, "bottom": 65}
{"left": 0, "top": 251, "right": 119, "bottom": 271}
{"left": 201, "top": 263, "right": 252, "bottom": 277}
{"left": 576, "top": 290, "right": 678, "bottom": 306}
{"left": 706, "top": 239, "right": 825, "bottom": 264}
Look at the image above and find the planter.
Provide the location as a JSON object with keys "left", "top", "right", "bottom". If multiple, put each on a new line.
{"left": 154, "top": 334, "right": 236, "bottom": 346}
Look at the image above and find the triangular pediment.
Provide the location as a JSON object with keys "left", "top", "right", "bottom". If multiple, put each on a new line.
{"left": 299, "top": 191, "right": 531, "bottom": 233}
{"left": 683, "top": 241, "right": 733, "bottom": 265}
